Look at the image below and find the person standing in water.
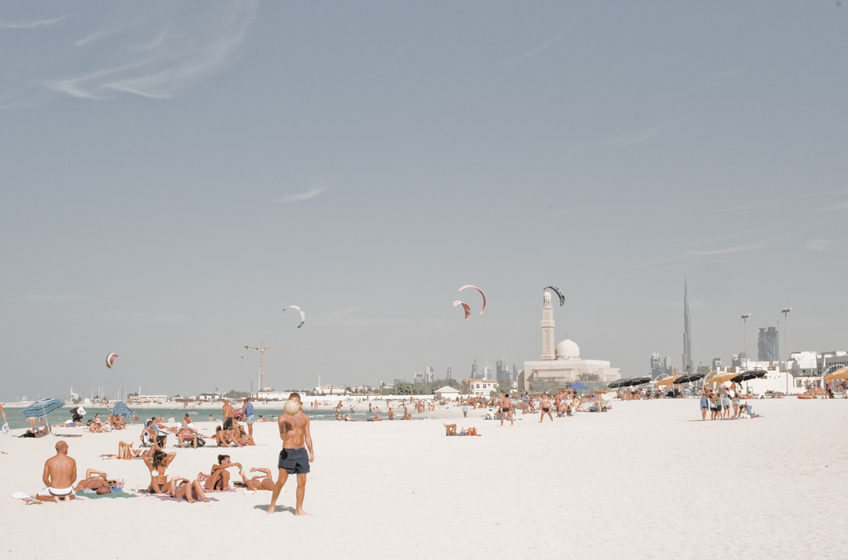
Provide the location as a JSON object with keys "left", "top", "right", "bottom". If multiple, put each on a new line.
{"left": 267, "top": 393, "right": 314, "bottom": 516}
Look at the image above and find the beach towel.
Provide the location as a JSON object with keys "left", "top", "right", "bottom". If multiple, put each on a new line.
{"left": 11, "top": 492, "right": 39, "bottom": 504}
{"left": 55, "top": 434, "right": 83, "bottom": 438}
{"left": 80, "top": 489, "right": 137, "bottom": 500}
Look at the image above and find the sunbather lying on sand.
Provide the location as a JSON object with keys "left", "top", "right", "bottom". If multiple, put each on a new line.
{"left": 240, "top": 468, "right": 275, "bottom": 491}
{"left": 75, "top": 469, "right": 112, "bottom": 495}
{"left": 169, "top": 477, "right": 209, "bottom": 503}
{"left": 443, "top": 424, "right": 481, "bottom": 436}
{"left": 114, "top": 441, "right": 146, "bottom": 460}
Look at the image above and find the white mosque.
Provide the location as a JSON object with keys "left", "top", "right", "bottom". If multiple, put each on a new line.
{"left": 521, "top": 291, "right": 621, "bottom": 390}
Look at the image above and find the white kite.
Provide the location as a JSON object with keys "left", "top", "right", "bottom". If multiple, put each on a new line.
{"left": 283, "top": 306, "right": 306, "bottom": 328}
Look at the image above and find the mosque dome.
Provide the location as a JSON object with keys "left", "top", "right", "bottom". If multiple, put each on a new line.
{"left": 555, "top": 338, "right": 580, "bottom": 360}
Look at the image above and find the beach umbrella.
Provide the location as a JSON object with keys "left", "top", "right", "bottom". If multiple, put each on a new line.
{"left": 626, "top": 376, "right": 652, "bottom": 387}
{"left": 570, "top": 382, "right": 589, "bottom": 394}
{"left": 22, "top": 398, "right": 64, "bottom": 418}
{"left": 705, "top": 372, "right": 736, "bottom": 385}
{"left": 22, "top": 398, "right": 64, "bottom": 433}
{"left": 675, "top": 372, "right": 706, "bottom": 384}
{"left": 823, "top": 367, "right": 848, "bottom": 382}
{"left": 730, "top": 370, "right": 767, "bottom": 383}
{"left": 607, "top": 378, "right": 629, "bottom": 389}
{"left": 654, "top": 375, "right": 677, "bottom": 387}
{"left": 112, "top": 402, "right": 133, "bottom": 417}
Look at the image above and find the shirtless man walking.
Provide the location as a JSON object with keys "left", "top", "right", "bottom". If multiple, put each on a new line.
{"left": 222, "top": 400, "right": 235, "bottom": 432}
{"left": 35, "top": 441, "right": 77, "bottom": 502}
{"left": 500, "top": 394, "right": 513, "bottom": 426}
{"left": 268, "top": 393, "right": 314, "bottom": 516}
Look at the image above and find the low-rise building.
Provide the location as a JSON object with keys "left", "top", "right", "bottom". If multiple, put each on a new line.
{"left": 434, "top": 386, "right": 460, "bottom": 400}
{"left": 462, "top": 378, "right": 498, "bottom": 397}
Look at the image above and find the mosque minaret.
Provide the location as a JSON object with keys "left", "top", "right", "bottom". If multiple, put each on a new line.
{"left": 520, "top": 290, "right": 622, "bottom": 391}
{"left": 541, "top": 291, "right": 556, "bottom": 360}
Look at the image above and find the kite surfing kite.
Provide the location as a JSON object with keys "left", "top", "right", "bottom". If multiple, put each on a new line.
{"left": 544, "top": 286, "right": 565, "bottom": 307}
{"left": 105, "top": 353, "right": 118, "bottom": 369}
{"left": 283, "top": 305, "right": 306, "bottom": 328}
{"left": 458, "top": 285, "right": 486, "bottom": 314}
{"left": 453, "top": 300, "right": 471, "bottom": 321}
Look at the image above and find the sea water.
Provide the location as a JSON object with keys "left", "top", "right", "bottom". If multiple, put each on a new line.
{"left": 2, "top": 406, "right": 374, "bottom": 431}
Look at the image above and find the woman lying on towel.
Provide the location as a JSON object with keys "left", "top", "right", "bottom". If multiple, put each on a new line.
{"left": 75, "top": 469, "right": 112, "bottom": 495}
{"left": 239, "top": 468, "right": 275, "bottom": 491}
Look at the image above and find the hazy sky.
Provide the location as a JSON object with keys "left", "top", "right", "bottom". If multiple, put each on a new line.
{"left": 2, "top": 1, "right": 847, "bottom": 400}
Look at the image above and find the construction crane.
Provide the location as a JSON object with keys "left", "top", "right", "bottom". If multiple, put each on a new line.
{"left": 243, "top": 340, "right": 313, "bottom": 392}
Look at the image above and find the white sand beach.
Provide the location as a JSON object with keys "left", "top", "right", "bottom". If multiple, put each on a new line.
{"left": 1, "top": 398, "right": 844, "bottom": 560}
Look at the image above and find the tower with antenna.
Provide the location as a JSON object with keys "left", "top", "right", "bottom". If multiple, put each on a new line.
{"left": 682, "top": 278, "right": 693, "bottom": 372}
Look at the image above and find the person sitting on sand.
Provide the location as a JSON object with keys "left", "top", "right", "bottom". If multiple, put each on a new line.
{"left": 35, "top": 441, "right": 77, "bottom": 502}
{"left": 240, "top": 468, "right": 275, "bottom": 491}
{"left": 177, "top": 414, "right": 201, "bottom": 448}
{"left": 212, "top": 426, "right": 237, "bottom": 447}
{"left": 142, "top": 446, "right": 177, "bottom": 494}
{"left": 206, "top": 454, "right": 239, "bottom": 490}
{"left": 233, "top": 425, "right": 256, "bottom": 446}
{"left": 74, "top": 469, "right": 112, "bottom": 495}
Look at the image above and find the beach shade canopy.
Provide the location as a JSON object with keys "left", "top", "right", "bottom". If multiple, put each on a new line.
{"left": 730, "top": 370, "right": 767, "bottom": 383}
{"left": 654, "top": 375, "right": 677, "bottom": 387}
{"left": 824, "top": 367, "right": 848, "bottom": 382}
{"left": 607, "top": 378, "right": 629, "bottom": 389}
{"left": 22, "top": 398, "right": 65, "bottom": 418}
{"left": 675, "top": 372, "right": 706, "bottom": 384}
{"left": 625, "top": 376, "right": 652, "bottom": 387}
{"left": 705, "top": 372, "right": 737, "bottom": 385}
{"left": 570, "top": 382, "right": 589, "bottom": 390}
{"left": 112, "top": 402, "right": 133, "bottom": 417}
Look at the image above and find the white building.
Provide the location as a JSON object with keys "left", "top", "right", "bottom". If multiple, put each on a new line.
{"left": 462, "top": 378, "right": 498, "bottom": 397}
{"left": 434, "top": 386, "right": 460, "bottom": 400}
{"left": 313, "top": 384, "right": 346, "bottom": 396}
{"left": 522, "top": 291, "right": 621, "bottom": 391}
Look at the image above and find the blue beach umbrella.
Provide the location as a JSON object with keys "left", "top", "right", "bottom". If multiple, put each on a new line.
{"left": 570, "top": 382, "right": 589, "bottom": 391}
{"left": 112, "top": 402, "right": 133, "bottom": 417}
{"left": 22, "top": 398, "right": 65, "bottom": 433}
{"left": 22, "top": 398, "right": 65, "bottom": 418}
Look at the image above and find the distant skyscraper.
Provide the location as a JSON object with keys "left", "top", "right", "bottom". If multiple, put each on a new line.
{"left": 651, "top": 352, "right": 672, "bottom": 379}
{"left": 682, "top": 279, "right": 693, "bottom": 372}
{"left": 423, "top": 366, "right": 434, "bottom": 383}
{"left": 496, "top": 358, "right": 510, "bottom": 382}
{"left": 471, "top": 359, "right": 479, "bottom": 379}
{"left": 446, "top": 367, "right": 452, "bottom": 380}
{"left": 711, "top": 357, "right": 722, "bottom": 369}
{"left": 758, "top": 327, "right": 779, "bottom": 361}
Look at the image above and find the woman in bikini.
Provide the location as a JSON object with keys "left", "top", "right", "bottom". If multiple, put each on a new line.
{"left": 240, "top": 468, "right": 275, "bottom": 491}
{"left": 205, "top": 454, "right": 238, "bottom": 490}
{"left": 116, "top": 441, "right": 146, "bottom": 459}
{"left": 143, "top": 447, "right": 177, "bottom": 494}
{"left": 74, "top": 469, "right": 113, "bottom": 495}
{"left": 169, "top": 477, "right": 209, "bottom": 503}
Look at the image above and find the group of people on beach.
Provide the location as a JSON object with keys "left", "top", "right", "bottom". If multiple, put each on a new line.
{"left": 30, "top": 393, "right": 316, "bottom": 516}
{"left": 698, "top": 385, "right": 758, "bottom": 420}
